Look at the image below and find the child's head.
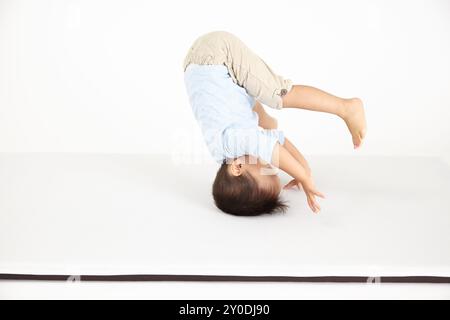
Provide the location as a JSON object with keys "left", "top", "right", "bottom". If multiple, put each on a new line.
{"left": 212, "top": 155, "right": 287, "bottom": 216}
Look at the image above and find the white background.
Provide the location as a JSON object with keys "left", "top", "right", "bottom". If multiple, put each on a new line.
{"left": 1, "top": 0, "right": 450, "bottom": 300}
{"left": 1, "top": 0, "right": 449, "bottom": 161}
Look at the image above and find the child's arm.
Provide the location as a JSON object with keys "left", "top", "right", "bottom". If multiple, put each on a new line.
{"left": 253, "top": 101, "right": 323, "bottom": 212}
{"left": 253, "top": 101, "right": 311, "bottom": 174}
{"left": 283, "top": 137, "right": 311, "bottom": 177}
{"left": 253, "top": 101, "right": 278, "bottom": 129}
{"left": 271, "top": 143, "right": 325, "bottom": 213}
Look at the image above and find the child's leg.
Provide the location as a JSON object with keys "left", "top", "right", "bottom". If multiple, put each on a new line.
{"left": 184, "top": 32, "right": 366, "bottom": 148}
{"left": 184, "top": 31, "right": 292, "bottom": 110}
{"left": 282, "top": 85, "right": 367, "bottom": 149}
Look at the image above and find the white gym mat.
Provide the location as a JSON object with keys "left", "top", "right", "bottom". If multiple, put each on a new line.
{"left": 0, "top": 153, "right": 449, "bottom": 282}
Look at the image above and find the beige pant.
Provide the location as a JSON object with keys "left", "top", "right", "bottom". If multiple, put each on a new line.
{"left": 183, "top": 31, "right": 292, "bottom": 110}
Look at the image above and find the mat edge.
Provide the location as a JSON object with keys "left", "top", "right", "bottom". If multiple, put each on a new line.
{"left": 0, "top": 274, "right": 449, "bottom": 283}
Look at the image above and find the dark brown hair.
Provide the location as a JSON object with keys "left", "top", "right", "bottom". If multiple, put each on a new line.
{"left": 212, "top": 162, "right": 288, "bottom": 216}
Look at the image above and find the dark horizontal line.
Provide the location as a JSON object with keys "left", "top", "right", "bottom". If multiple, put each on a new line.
{"left": 0, "top": 274, "right": 449, "bottom": 283}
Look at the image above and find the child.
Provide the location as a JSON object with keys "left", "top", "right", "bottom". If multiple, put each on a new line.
{"left": 183, "top": 31, "right": 366, "bottom": 216}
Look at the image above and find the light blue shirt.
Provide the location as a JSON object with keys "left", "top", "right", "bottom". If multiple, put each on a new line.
{"left": 184, "top": 64, "right": 285, "bottom": 164}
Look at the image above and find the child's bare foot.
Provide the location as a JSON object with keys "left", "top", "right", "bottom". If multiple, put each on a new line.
{"left": 340, "top": 98, "right": 367, "bottom": 149}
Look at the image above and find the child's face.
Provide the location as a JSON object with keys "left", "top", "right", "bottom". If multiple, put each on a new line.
{"left": 229, "top": 155, "right": 282, "bottom": 194}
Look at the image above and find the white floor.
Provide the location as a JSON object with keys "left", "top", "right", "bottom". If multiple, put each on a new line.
{"left": 0, "top": 153, "right": 449, "bottom": 299}
{"left": 1, "top": 280, "right": 449, "bottom": 300}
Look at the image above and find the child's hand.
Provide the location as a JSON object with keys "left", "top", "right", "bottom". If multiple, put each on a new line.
{"left": 302, "top": 178, "right": 325, "bottom": 213}
{"left": 274, "top": 143, "right": 323, "bottom": 213}
{"left": 283, "top": 179, "right": 303, "bottom": 190}
{"left": 283, "top": 168, "right": 313, "bottom": 191}
{"left": 285, "top": 177, "right": 325, "bottom": 213}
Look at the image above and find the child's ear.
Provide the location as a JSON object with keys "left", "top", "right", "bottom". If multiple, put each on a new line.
{"left": 229, "top": 160, "right": 243, "bottom": 177}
